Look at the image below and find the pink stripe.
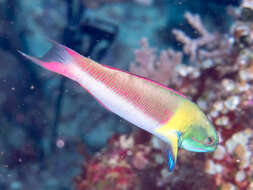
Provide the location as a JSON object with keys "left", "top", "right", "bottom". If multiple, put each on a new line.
{"left": 74, "top": 57, "right": 177, "bottom": 124}
{"left": 101, "top": 64, "right": 186, "bottom": 98}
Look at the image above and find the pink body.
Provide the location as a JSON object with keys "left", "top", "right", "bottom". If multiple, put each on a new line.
{"left": 20, "top": 43, "right": 184, "bottom": 135}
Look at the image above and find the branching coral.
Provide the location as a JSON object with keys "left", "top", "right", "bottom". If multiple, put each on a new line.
{"left": 172, "top": 12, "right": 232, "bottom": 63}
{"left": 172, "top": 12, "right": 217, "bottom": 62}
{"left": 129, "top": 38, "right": 182, "bottom": 86}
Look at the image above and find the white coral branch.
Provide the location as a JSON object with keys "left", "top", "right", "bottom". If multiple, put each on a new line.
{"left": 172, "top": 12, "right": 217, "bottom": 62}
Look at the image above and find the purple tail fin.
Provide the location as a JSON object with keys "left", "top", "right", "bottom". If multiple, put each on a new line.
{"left": 18, "top": 42, "right": 81, "bottom": 80}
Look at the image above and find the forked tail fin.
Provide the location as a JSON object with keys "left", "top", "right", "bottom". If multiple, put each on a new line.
{"left": 18, "top": 41, "right": 82, "bottom": 80}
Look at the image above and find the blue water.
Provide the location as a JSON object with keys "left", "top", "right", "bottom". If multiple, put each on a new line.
{"left": 1, "top": 0, "right": 249, "bottom": 190}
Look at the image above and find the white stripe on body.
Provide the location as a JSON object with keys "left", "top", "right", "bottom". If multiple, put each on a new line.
{"left": 71, "top": 65, "right": 161, "bottom": 134}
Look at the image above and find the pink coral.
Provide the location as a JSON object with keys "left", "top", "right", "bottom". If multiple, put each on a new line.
{"left": 130, "top": 38, "right": 182, "bottom": 86}
{"left": 130, "top": 5, "right": 253, "bottom": 190}
{"left": 75, "top": 132, "right": 215, "bottom": 190}
{"left": 75, "top": 133, "right": 157, "bottom": 190}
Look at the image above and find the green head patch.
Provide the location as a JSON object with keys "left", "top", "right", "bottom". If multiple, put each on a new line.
{"left": 181, "top": 122, "right": 218, "bottom": 152}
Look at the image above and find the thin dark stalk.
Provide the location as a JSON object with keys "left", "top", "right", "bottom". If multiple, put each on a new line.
{"left": 49, "top": 0, "right": 84, "bottom": 153}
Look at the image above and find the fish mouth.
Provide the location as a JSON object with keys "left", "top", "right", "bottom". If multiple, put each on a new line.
{"left": 190, "top": 137, "right": 217, "bottom": 150}
{"left": 182, "top": 144, "right": 209, "bottom": 152}
{"left": 203, "top": 141, "right": 218, "bottom": 149}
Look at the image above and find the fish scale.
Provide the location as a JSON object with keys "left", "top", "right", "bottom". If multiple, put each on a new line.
{"left": 73, "top": 53, "right": 179, "bottom": 127}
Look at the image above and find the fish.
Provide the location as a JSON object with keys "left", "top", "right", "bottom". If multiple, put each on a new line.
{"left": 18, "top": 42, "right": 218, "bottom": 171}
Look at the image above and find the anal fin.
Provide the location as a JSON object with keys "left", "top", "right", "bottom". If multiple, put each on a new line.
{"left": 156, "top": 131, "right": 180, "bottom": 172}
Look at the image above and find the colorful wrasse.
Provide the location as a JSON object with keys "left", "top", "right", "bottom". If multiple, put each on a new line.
{"left": 19, "top": 42, "right": 218, "bottom": 171}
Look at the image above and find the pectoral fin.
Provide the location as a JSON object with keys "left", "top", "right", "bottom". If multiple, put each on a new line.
{"left": 157, "top": 131, "right": 181, "bottom": 172}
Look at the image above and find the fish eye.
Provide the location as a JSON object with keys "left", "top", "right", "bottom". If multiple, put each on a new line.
{"left": 204, "top": 137, "right": 214, "bottom": 145}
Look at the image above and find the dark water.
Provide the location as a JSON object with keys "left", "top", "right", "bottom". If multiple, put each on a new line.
{"left": 2, "top": 0, "right": 253, "bottom": 190}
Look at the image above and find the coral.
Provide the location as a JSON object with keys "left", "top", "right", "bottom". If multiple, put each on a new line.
{"left": 241, "top": 0, "right": 253, "bottom": 21}
{"left": 2, "top": 0, "right": 253, "bottom": 189}
{"left": 172, "top": 12, "right": 220, "bottom": 62}
{"left": 205, "top": 129, "right": 253, "bottom": 189}
{"left": 75, "top": 133, "right": 155, "bottom": 190}
{"left": 171, "top": 5, "right": 253, "bottom": 189}
{"left": 76, "top": 1, "right": 253, "bottom": 189}
{"left": 130, "top": 38, "right": 182, "bottom": 86}
{"left": 75, "top": 132, "right": 216, "bottom": 190}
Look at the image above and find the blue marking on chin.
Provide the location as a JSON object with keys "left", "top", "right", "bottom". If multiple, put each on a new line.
{"left": 168, "top": 151, "right": 175, "bottom": 172}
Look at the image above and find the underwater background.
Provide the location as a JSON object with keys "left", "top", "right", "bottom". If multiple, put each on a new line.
{"left": 2, "top": 0, "right": 253, "bottom": 189}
